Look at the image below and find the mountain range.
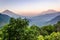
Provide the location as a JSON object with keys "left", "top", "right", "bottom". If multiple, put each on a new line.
{"left": 2, "top": 10, "right": 25, "bottom": 18}
{"left": 47, "top": 15, "right": 60, "bottom": 24}
{"left": 0, "top": 10, "right": 60, "bottom": 27}
{"left": 29, "top": 12, "right": 60, "bottom": 26}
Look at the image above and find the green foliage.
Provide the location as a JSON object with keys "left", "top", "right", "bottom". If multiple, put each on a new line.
{"left": 21, "top": 26, "right": 40, "bottom": 40}
{"left": 2, "top": 18, "right": 29, "bottom": 40}
{"left": 40, "top": 25, "right": 56, "bottom": 36}
{"left": 54, "top": 21, "right": 60, "bottom": 32}
{"left": 49, "top": 32, "right": 60, "bottom": 40}
{"left": 38, "top": 35, "right": 44, "bottom": 40}
{"left": 45, "top": 32, "right": 60, "bottom": 40}
{"left": 1, "top": 18, "right": 40, "bottom": 40}
{"left": 0, "top": 18, "right": 60, "bottom": 40}
{"left": 0, "top": 30, "right": 2, "bottom": 40}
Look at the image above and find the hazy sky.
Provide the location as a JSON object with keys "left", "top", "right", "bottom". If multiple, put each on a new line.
{"left": 0, "top": 0, "right": 60, "bottom": 16}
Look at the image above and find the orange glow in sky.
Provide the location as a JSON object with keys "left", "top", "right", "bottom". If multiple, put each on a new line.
{"left": 0, "top": 0, "right": 60, "bottom": 16}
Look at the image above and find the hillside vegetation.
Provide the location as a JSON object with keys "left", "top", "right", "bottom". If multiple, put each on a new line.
{"left": 0, "top": 18, "right": 60, "bottom": 40}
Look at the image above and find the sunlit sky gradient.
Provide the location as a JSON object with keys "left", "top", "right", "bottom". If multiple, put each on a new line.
{"left": 0, "top": 0, "right": 60, "bottom": 16}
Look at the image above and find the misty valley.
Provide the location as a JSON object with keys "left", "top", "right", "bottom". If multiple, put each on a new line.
{"left": 0, "top": 0, "right": 60, "bottom": 40}
{"left": 0, "top": 10, "right": 60, "bottom": 40}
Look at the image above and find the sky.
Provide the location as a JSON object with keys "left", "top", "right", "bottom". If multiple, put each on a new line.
{"left": 0, "top": 0, "right": 60, "bottom": 16}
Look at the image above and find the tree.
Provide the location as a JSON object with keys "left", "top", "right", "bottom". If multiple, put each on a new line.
{"left": 2, "top": 18, "right": 29, "bottom": 40}
{"left": 40, "top": 25, "right": 56, "bottom": 36}
{"left": 38, "top": 35, "right": 44, "bottom": 40}
{"left": 45, "top": 32, "right": 60, "bottom": 40}
{"left": 0, "top": 30, "right": 2, "bottom": 40}
{"left": 21, "top": 25, "right": 40, "bottom": 40}
{"left": 54, "top": 21, "right": 60, "bottom": 32}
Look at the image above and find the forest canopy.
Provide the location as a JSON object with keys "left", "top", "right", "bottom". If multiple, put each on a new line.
{"left": 0, "top": 18, "right": 60, "bottom": 40}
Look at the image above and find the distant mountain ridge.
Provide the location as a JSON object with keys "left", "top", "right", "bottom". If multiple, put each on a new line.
{"left": 0, "top": 9, "right": 60, "bottom": 26}
{"left": 29, "top": 12, "right": 60, "bottom": 26}
{"left": 41, "top": 10, "right": 57, "bottom": 14}
{"left": 47, "top": 15, "right": 60, "bottom": 24}
{"left": 2, "top": 10, "right": 25, "bottom": 18}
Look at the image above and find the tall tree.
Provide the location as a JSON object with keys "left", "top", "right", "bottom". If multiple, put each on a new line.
{"left": 2, "top": 18, "right": 29, "bottom": 40}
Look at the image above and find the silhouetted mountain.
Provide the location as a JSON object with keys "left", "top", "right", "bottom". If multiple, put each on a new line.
{"left": 0, "top": 13, "right": 10, "bottom": 27}
{"left": 41, "top": 10, "right": 57, "bottom": 14}
{"left": 2, "top": 10, "right": 25, "bottom": 18}
{"left": 1, "top": 10, "right": 60, "bottom": 26}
